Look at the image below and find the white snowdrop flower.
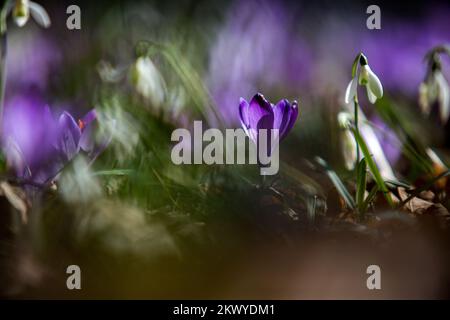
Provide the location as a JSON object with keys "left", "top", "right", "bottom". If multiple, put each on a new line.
{"left": 419, "top": 47, "right": 450, "bottom": 124}
{"left": 4, "top": 0, "right": 51, "bottom": 28}
{"left": 130, "top": 56, "right": 167, "bottom": 109}
{"left": 436, "top": 71, "right": 450, "bottom": 123}
{"left": 419, "top": 70, "right": 450, "bottom": 124}
{"left": 418, "top": 81, "right": 432, "bottom": 116}
{"left": 337, "top": 112, "right": 357, "bottom": 170}
{"left": 345, "top": 54, "right": 383, "bottom": 104}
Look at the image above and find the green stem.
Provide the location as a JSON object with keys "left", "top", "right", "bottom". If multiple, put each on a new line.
{"left": 353, "top": 98, "right": 360, "bottom": 163}
{"left": 0, "top": 32, "right": 6, "bottom": 135}
{"left": 0, "top": 1, "right": 10, "bottom": 137}
{"left": 353, "top": 98, "right": 361, "bottom": 211}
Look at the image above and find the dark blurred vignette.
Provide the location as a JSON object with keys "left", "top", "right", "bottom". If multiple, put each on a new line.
{"left": 1, "top": 0, "right": 450, "bottom": 299}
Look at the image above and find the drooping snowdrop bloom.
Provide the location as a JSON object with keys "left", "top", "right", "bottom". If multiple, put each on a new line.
{"left": 3, "top": 0, "right": 50, "bottom": 29}
{"left": 130, "top": 56, "right": 166, "bottom": 110}
{"left": 418, "top": 47, "right": 450, "bottom": 124}
{"left": 345, "top": 53, "right": 383, "bottom": 104}
{"left": 337, "top": 111, "right": 357, "bottom": 171}
{"left": 239, "top": 93, "right": 298, "bottom": 155}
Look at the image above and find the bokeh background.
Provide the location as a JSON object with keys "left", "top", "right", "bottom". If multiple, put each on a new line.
{"left": 1, "top": 0, "right": 450, "bottom": 299}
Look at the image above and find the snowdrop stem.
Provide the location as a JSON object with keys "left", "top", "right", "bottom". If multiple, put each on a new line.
{"left": 0, "top": 31, "right": 6, "bottom": 136}
{"left": 0, "top": 1, "right": 9, "bottom": 136}
{"left": 353, "top": 98, "right": 360, "bottom": 165}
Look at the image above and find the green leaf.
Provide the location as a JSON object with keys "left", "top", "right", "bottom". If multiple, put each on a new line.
{"left": 385, "top": 179, "right": 412, "bottom": 190}
{"left": 351, "top": 128, "right": 394, "bottom": 207}
{"left": 92, "top": 169, "right": 133, "bottom": 176}
{"left": 360, "top": 185, "right": 379, "bottom": 214}
{"left": 316, "top": 157, "right": 356, "bottom": 210}
{"left": 356, "top": 158, "right": 367, "bottom": 211}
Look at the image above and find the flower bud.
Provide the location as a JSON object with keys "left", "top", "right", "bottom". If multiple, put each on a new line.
{"left": 12, "top": 0, "right": 30, "bottom": 27}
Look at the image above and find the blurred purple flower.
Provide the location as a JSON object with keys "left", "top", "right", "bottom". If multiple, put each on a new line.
{"left": 7, "top": 29, "right": 61, "bottom": 91}
{"left": 207, "top": 0, "right": 311, "bottom": 125}
{"left": 2, "top": 96, "right": 107, "bottom": 185}
{"left": 239, "top": 93, "right": 298, "bottom": 154}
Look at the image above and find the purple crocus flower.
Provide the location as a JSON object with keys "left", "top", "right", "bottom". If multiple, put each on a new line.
{"left": 2, "top": 96, "right": 108, "bottom": 186}
{"left": 239, "top": 93, "right": 298, "bottom": 155}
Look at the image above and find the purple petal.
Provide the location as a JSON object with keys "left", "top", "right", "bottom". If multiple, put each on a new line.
{"left": 79, "top": 110, "right": 97, "bottom": 153}
{"left": 283, "top": 101, "right": 299, "bottom": 138}
{"left": 239, "top": 98, "right": 250, "bottom": 136}
{"left": 247, "top": 93, "right": 274, "bottom": 143}
{"left": 273, "top": 99, "right": 292, "bottom": 139}
{"left": 248, "top": 93, "right": 273, "bottom": 128}
{"left": 57, "top": 112, "right": 81, "bottom": 161}
{"left": 81, "top": 109, "right": 97, "bottom": 126}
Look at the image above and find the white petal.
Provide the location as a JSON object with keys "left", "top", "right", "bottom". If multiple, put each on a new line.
{"left": 344, "top": 78, "right": 357, "bottom": 104}
{"left": 14, "top": 15, "right": 28, "bottom": 27}
{"left": 418, "top": 82, "right": 431, "bottom": 115}
{"left": 358, "top": 65, "right": 369, "bottom": 85}
{"left": 436, "top": 72, "right": 450, "bottom": 124}
{"left": 133, "top": 57, "right": 167, "bottom": 108}
{"left": 366, "top": 86, "right": 378, "bottom": 104}
{"left": 366, "top": 66, "right": 383, "bottom": 98}
{"left": 29, "top": 1, "right": 51, "bottom": 28}
{"left": 337, "top": 111, "right": 353, "bottom": 129}
{"left": 342, "top": 130, "right": 357, "bottom": 170}
{"left": 358, "top": 108, "right": 397, "bottom": 181}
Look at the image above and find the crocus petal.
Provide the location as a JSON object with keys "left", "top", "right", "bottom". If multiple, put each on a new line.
{"left": 344, "top": 78, "right": 357, "bottom": 104}
{"left": 273, "top": 99, "right": 291, "bottom": 139}
{"left": 436, "top": 72, "right": 450, "bottom": 124}
{"left": 29, "top": 1, "right": 51, "bottom": 28}
{"left": 283, "top": 101, "right": 299, "bottom": 139}
{"left": 366, "top": 65, "right": 383, "bottom": 99}
{"left": 79, "top": 109, "right": 98, "bottom": 152}
{"left": 238, "top": 98, "right": 250, "bottom": 135}
{"left": 247, "top": 93, "right": 274, "bottom": 143}
{"left": 4, "top": 137, "right": 27, "bottom": 176}
{"left": 81, "top": 109, "right": 97, "bottom": 125}
{"left": 248, "top": 93, "right": 273, "bottom": 129}
{"left": 57, "top": 112, "right": 81, "bottom": 161}
{"left": 79, "top": 122, "right": 95, "bottom": 153}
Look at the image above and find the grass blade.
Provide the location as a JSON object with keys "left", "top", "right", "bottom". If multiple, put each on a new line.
{"left": 360, "top": 184, "right": 379, "bottom": 214}
{"left": 316, "top": 157, "right": 356, "bottom": 210}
